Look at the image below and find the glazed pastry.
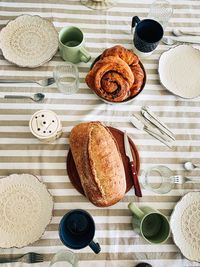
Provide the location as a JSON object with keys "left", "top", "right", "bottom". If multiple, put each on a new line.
{"left": 86, "top": 56, "right": 134, "bottom": 102}
{"left": 69, "top": 122, "right": 126, "bottom": 207}
{"left": 130, "top": 63, "right": 145, "bottom": 96}
{"left": 101, "top": 45, "right": 139, "bottom": 66}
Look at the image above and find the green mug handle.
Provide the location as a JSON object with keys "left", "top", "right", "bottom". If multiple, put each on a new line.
{"left": 80, "top": 47, "right": 91, "bottom": 63}
{"left": 128, "top": 202, "right": 144, "bottom": 219}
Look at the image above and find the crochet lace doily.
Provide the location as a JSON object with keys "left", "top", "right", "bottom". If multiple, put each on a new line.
{"left": 0, "top": 15, "right": 58, "bottom": 68}
{"left": 170, "top": 192, "right": 200, "bottom": 262}
{"left": 0, "top": 174, "right": 53, "bottom": 248}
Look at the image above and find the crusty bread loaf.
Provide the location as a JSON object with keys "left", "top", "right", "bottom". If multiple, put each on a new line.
{"left": 69, "top": 122, "right": 126, "bottom": 207}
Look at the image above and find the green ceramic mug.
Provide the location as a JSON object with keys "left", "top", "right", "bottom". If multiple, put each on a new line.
{"left": 128, "top": 202, "right": 170, "bottom": 244}
{"left": 59, "top": 26, "right": 91, "bottom": 63}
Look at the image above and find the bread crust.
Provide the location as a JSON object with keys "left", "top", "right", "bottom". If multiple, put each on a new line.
{"left": 69, "top": 122, "right": 126, "bottom": 207}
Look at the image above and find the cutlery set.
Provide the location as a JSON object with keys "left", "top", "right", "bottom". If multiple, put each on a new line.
{"left": 163, "top": 29, "right": 200, "bottom": 45}
{"left": 130, "top": 106, "right": 175, "bottom": 148}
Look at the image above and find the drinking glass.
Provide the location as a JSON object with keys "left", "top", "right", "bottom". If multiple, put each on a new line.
{"left": 147, "top": 0, "right": 173, "bottom": 29}
{"left": 53, "top": 64, "right": 79, "bottom": 95}
{"left": 140, "top": 165, "right": 174, "bottom": 194}
{"left": 50, "top": 250, "right": 78, "bottom": 267}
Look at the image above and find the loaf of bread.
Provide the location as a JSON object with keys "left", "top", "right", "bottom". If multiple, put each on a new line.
{"left": 69, "top": 122, "right": 126, "bottom": 207}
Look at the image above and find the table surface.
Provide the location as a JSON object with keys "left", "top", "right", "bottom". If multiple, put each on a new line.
{"left": 0, "top": 0, "right": 200, "bottom": 266}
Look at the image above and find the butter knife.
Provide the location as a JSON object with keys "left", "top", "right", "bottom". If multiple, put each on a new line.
{"left": 124, "top": 131, "right": 142, "bottom": 197}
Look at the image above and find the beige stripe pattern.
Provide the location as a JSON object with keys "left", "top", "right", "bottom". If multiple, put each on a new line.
{"left": 0, "top": 0, "right": 200, "bottom": 266}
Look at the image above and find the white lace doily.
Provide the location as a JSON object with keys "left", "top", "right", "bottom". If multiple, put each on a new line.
{"left": 0, "top": 15, "right": 58, "bottom": 68}
{"left": 0, "top": 174, "right": 53, "bottom": 248}
{"left": 170, "top": 192, "right": 200, "bottom": 262}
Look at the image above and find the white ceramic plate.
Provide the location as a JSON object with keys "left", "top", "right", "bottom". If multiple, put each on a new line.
{"left": 170, "top": 192, "right": 200, "bottom": 262}
{"left": 0, "top": 173, "right": 53, "bottom": 248}
{"left": 158, "top": 45, "right": 200, "bottom": 99}
{"left": 0, "top": 15, "right": 58, "bottom": 68}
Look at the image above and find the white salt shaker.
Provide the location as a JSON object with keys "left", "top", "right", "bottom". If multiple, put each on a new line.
{"left": 29, "top": 110, "right": 62, "bottom": 143}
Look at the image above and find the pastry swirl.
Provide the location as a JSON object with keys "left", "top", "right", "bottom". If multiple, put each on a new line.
{"left": 101, "top": 45, "right": 139, "bottom": 66}
{"left": 86, "top": 56, "right": 134, "bottom": 102}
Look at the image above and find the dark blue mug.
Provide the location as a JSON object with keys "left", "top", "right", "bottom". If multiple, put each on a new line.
{"left": 132, "top": 16, "right": 163, "bottom": 55}
{"left": 59, "top": 209, "right": 101, "bottom": 254}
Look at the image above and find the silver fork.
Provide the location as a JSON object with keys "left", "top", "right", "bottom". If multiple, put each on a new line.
{"left": 0, "top": 252, "right": 43, "bottom": 264}
{"left": 0, "top": 77, "right": 55, "bottom": 87}
{"left": 170, "top": 175, "right": 195, "bottom": 184}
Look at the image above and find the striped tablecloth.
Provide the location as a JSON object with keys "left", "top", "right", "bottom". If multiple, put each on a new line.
{"left": 0, "top": 0, "right": 200, "bottom": 266}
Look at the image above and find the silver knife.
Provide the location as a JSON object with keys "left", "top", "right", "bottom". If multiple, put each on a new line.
{"left": 124, "top": 131, "right": 142, "bottom": 197}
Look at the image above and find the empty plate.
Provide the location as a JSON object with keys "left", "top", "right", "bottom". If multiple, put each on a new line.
{"left": 0, "top": 15, "right": 58, "bottom": 68}
{"left": 158, "top": 45, "right": 200, "bottom": 99}
{"left": 170, "top": 192, "right": 200, "bottom": 262}
{"left": 0, "top": 173, "right": 53, "bottom": 248}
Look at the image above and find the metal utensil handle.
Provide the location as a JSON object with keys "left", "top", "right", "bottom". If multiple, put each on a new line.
{"left": 0, "top": 256, "right": 21, "bottom": 263}
{"left": 182, "top": 31, "right": 200, "bottom": 36}
{"left": 142, "top": 107, "right": 174, "bottom": 136}
{"left": 0, "top": 80, "right": 34, "bottom": 83}
{"left": 4, "top": 95, "right": 31, "bottom": 100}
{"left": 145, "top": 128, "right": 173, "bottom": 149}
{"left": 171, "top": 36, "right": 200, "bottom": 44}
{"left": 130, "top": 161, "right": 142, "bottom": 197}
{"left": 142, "top": 111, "right": 175, "bottom": 141}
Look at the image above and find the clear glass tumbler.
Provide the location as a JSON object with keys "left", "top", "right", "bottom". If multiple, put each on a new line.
{"left": 53, "top": 64, "right": 79, "bottom": 95}
{"left": 140, "top": 165, "right": 174, "bottom": 194}
{"left": 49, "top": 250, "right": 78, "bottom": 267}
{"left": 147, "top": 0, "right": 173, "bottom": 29}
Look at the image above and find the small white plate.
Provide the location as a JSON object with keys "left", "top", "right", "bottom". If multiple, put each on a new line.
{"left": 170, "top": 192, "right": 200, "bottom": 262}
{"left": 158, "top": 45, "right": 200, "bottom": 99}
{"left": 0, "top": 15, "right": 58, "bottom": 68}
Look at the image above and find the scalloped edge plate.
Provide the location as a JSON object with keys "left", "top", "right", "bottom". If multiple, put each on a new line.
{"left": 170, "top": 191, "right": 200, "bottom": 262}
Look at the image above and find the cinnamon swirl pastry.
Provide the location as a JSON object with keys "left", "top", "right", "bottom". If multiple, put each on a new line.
{"left": 101, "top": 45, "right": 139, "bottom": 66}
{"left": 86, "top": 56, "right": 134, "bottom": 102}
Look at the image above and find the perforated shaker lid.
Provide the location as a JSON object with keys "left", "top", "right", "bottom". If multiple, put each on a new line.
{"left": 29, "top": 110, "right": 61, "bottom": 139}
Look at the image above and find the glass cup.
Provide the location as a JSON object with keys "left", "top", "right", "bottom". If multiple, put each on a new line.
{"left": 53, "top": 64, "right": 79, "bottom": 95}
{"left": 147, "top": 0, "right": 173, "bottom": 29}
{"left": 140, "top": 165, "right": 174, "bottom": 194}
{"left": 50, "top": 250, "right": 78, "bottom": 267}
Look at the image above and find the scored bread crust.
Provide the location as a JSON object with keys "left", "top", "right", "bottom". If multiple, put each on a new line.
{"left": 69, "top": 122, "right": 126, "bottom": 207}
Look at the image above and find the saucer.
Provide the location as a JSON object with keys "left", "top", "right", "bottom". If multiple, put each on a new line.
{"left": 0, "top": 15, "right": 58, "bottom": 68}
{"left": 158, "top": 45, "right": 200, "bottom": 99}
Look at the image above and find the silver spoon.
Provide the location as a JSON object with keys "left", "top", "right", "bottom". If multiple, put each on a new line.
{"left": 184, "top": 161, "right": 200, "bottom": 171}
{"left": 173, "top": 29, "right": 200, "bottom": 37}
{"left": 4, "top": 93, "right": 45, "bottom": 102}
{"left": 162, "top": 36, "right": 200, "bottom": 45}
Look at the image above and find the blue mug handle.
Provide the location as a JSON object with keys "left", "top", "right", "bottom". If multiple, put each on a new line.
{"left": 131, "top": 16, "right": 140, "bottom": 33}
{"left": 89, "top": 240, "right": 101, "bottom": 254}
